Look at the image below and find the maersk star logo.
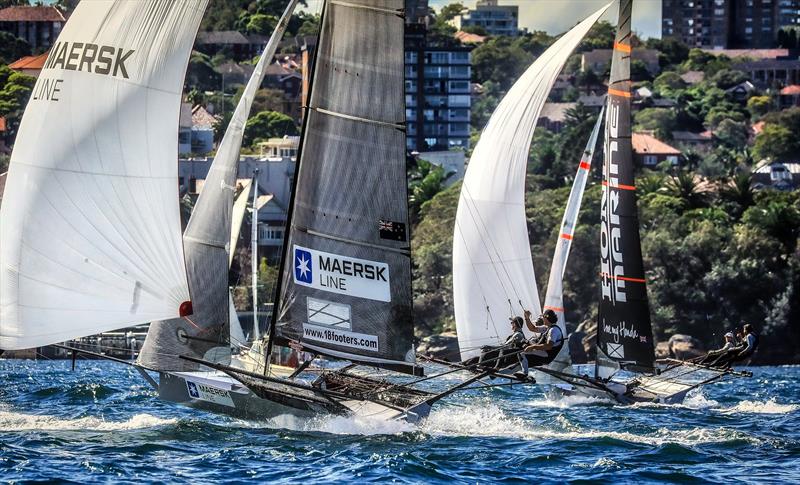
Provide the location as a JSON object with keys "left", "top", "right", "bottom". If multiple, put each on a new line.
{"left": 295, "top": 248, "right": 313, "bottom": 284}
{"left": 187, "top": 381, "right": 200, "bottom": 398}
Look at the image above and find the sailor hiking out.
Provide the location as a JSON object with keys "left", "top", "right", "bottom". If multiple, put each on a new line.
{"left": 462, "top": 317, "right": 527, "bottom": 370}
{"left": 517, "top": 309, "right": 564, "bottom": 376}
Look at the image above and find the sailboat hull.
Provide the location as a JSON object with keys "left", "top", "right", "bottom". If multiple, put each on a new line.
{"left": 156, "top": 371, "right": 432, "bottom": 423}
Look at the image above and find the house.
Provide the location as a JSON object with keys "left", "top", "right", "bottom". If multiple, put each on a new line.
{"left": 258, "top": 136, "right": 299, "bottom": 160}
{"left": 190, "top": 105, "right": 217, "bottom": 155}
{"left": 725, "top": 80, "right": 755, "bottom": 102}
{"left": 0, "top": 116, "right": 8, "bottom": 155}
{"left": 416, "top": 150, "right": 465, "bottom": 186}
{"left": 538, "top": 102, "right": 575, "bottom": 133}
{"left": 262, "top": 62, "right": 303, "bottom": 121}
{"left": 779, "top": 85, "right": 800, "bottom": 108}
{"left": 454, "top": 31, "right": 486, "bottom": 44}
{"left": 195, "top": 31, "right": 267, "bottom": 61}
{"left": 8, "top": 51, "right": 48, "bottom": 77}
{"left": 753, "top": 161, "right": 800, "bottom": 190}
{"left": 672, "top": 130, "right": 714, "bottom": 152}
{"left": 632, "top": 132, "right": 681, "bottom": 167}
{"left": 734, "top": 59, "right": 800, "bottom": 88}
{"left": 577, "top": 94, "right": 606, "bottom": 112}
{"left": 178, "top": 103, "right": 193, "bottom": 155}
{"left": 581, "top": 49, "right": 660, "bottom": 76}
{"left": 680, "top": 70, "right": 705, "bottom": 85}
{"left": 0, "top": 6, "right": 67, "bottom": 50}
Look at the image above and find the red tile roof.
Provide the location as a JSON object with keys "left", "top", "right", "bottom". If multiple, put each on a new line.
{"left": 0, "top": 6, "right": 66, "bottom": 22}
{"left": 454, "top": 31, "right": 486, "bottom": 44}
{"left": 780, "top": 85, "right": 800, "bottom": 95}
{"left": 8, "top": 52, "right": 49, "bottom": 70}
{"left": 632, "top": 132, "right": 681, "bottom": 155}
{"left": 0, "top": 117, "right": 6, "bottom": 132}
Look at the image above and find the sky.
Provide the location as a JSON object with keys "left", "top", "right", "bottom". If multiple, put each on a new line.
{"left": 301, "top": 0, "right": 663, "bottom": 39}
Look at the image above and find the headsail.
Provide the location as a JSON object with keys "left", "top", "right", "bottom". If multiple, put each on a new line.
{"left": 541, "top": 106, "right": 605, "bottom": 373}
{"left": 138, "top": 0, "right": 298, "bottom": 370}
{"left": 271, "top": 0, "right": 417, "bottom": 374}
{"left": 0, "top": 0, "right": 208, "bottom": 350}
{"left": 596, "top": 0, "right": 655, "bottom": 377}
{"left": 453, "top": 3, "right": 612, "bottom": 360}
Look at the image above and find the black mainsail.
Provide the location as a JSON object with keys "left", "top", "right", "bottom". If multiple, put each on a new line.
{"left": 596, "top": 0, "right": 655, "bottom": 378}
{"left": 270, "top": 0, "right": 418, "bottom": 374}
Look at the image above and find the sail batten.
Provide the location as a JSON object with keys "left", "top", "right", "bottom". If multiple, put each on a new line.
{"left": 138, "top": 0, "right": 299, "bottom": 370}
{"left": 596, "top": 0, "right": 655, "bottom": 376}
{"left": 0, "top": 0, "right": 209, "bottom": 350}
{"left": 273, "top": 0, "right": 416, "bottom": 373}
{"left": 453, "top": 3, "right": 612, "bottom": 360}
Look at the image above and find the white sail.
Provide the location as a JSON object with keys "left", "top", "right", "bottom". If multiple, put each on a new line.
{"left": 542, "top": 106, "right": 605, "bottom": 373}
{"left": 229, "top": 180, "right": 254, "bottom": 346}
{"left": 230, "top": 179, "right": 253, "bottom": 266}
{"left": 453, "top": 3, "right": 611, "bottom": 360}
{"left": 0, "top": 0, "right": 208, "bottom": 350}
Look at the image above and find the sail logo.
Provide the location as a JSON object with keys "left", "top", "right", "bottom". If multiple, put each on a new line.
{"left": 43, "top": 41, "right": 136, "bottom": 79}
{"left": 187, "top": 381, "right": 200, "bottom": 398}
{"left": 185, "top": 380, "right": 235, "bottom": 407}
{"left": 295, "top": 248, "right": 313, "bottom": 284}
{"left": 600, "top": 102, "right": 626, "bottom": 304}
{"left": 293, "top": 245, "right": 391, "bottom": 302}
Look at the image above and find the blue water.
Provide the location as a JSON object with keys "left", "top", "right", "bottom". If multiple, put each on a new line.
{"left": 0, "top": 360, "right": 798, "bottom": 484}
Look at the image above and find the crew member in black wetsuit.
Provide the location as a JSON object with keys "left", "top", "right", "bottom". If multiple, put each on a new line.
{"left": 516, "top": 309, "right": 564, "bottom": 377}
{"left": 463, "top": 317, "right": 527, "bottom": 370}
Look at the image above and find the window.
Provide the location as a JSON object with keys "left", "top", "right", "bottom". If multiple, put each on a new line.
{"left": 643, "top": 155, "right": 658, "bottom": 166}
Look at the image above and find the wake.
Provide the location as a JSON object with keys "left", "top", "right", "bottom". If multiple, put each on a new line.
{"left": 0, "top": 410, "right": 176, "bottom": 432}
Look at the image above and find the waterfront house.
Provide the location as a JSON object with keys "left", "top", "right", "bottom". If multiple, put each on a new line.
{"left": 632, "top": 132, "right": 681, "bottom": 167}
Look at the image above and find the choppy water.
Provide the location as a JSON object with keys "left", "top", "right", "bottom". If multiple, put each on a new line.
{"left": 1, "top": 360, "right": 798, "bottom": 483}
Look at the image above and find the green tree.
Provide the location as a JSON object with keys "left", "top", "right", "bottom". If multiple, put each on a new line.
{"left": 0, "top": 31, "right": 31, "bottom": 64}
{"left": 715, "top": 119, "right": 749, "bottom": 150}
{"left": 653, "top": 71, "right": 686, "bottom": 95}
{"left": 747, "top": 95, "right": 772, "bottom": 117}
{"left": 245, "top": 13, "right": 277, "bottom": 35}
{"left": 470, "top": 37, "right": 534, "bottom": 89}
{"left": 664, "top": 171, "right": 708, "bottom": 211}
{"left": 753, "top": 124, "right": 796, "bottom": 161}
{"left": 243, "top": 110, "right": 298, "bottom": 146}
{"left": 634, "top": 108, "right": 677, "bottom": 141}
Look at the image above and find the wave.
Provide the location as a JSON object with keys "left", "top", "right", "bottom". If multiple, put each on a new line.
{"left": 417, "top": 403, "right": 761, "bottom": 446}
{"left": 719, "top": 398, "right": 799, "bottom": 415}
{"left": 0, "top": 411, "right": 177, "bottom": 432}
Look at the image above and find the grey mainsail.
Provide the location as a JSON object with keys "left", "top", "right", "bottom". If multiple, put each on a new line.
{"left": 595, "top": 0, "right": 655, "bottom": 378}
{"left": 138, "top": 0, "right": 299, "bottom": 370}
{"left": 270, "top": 0, "right": 417, "bottom": 373}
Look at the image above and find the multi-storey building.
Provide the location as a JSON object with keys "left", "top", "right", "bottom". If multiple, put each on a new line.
{"left": 452, "top": 0, "right": 519, "bottom": 37}
{"left": 405, "top": 20, "right": 471, "bottom": 152}
{"left": 0, "top": 6, "right": 67, "bottom": 51}
{"left": 663, "top": 0, "right": 800, "bottom": 49}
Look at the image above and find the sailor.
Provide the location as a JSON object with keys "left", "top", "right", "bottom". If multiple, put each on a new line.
{"left": 697, "top": 332, "right": 736, "bottom": 365}
{"left": 463, "top": 317, "right": 527, "bottom": 370}
{"left": 516, "top": 309, "right": 564, "bottom": 376}
{"left": 711, "top": 323, "right": 759, "bottom": 368}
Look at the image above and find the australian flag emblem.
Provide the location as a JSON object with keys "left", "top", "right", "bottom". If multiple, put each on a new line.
{"left": 379, "top": 219, "right": 406, "bottom": 242}
{"left": 187, "top": 381, "right": 200, "bottom": 398}
{"left": 294, "top": 247, "right": 313, "bottom": 284}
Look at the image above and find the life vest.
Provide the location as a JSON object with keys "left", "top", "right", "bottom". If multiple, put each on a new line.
{"left": 533, "top": 323, "right": 564, "bottom": 360}
{"left": 739, "top": 332, "right": 759, "bottom": 359}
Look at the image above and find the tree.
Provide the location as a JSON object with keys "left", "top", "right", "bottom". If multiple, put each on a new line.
{"left": 0, "top": 31, "right": 31, "bottom": 64}
{"left": 664, "top": 171, "right": 708, "bottom": 211}
{"left": 747, "top": 95, "right": 772, "bottom": 117}
{"left": 470, "top": 37, "right": 534, "bottom": 89}
{"left": 646, "top": 37, "right": 690, "bottom": 68}
{"left": 243, "top": 110, "right": 297, "bottom": 146}
{"left": 246, "top": 13, "right": 277, "bottom": 35}
{"left": 710, "top": 69, "right": 749, "bottom": 90}
{"left": 753, "top": 124, "right": 796, "bottom": 161}
{"left": 634, "top": 108, "right": 677, "bottom": 141}
{"left": 715, "top": 119, "right": 749, "bottom": 150}
{"left": 438, "top": 2, "right": 465, "bottom": 22}
{"left": 653, "top": 71, "right": 685, "bottom": 95}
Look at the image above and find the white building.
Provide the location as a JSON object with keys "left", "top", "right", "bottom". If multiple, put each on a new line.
{"left": 451, "top": 0, "right": 519, "bottom": 37}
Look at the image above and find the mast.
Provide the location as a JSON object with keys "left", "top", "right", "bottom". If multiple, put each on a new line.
{"left": 252, "top": 168, "right": 260, "bottom": 341}
{"left": 595, "top": 0, "right": 655, "bottom": 379}
{"left": 268, "top": 0, "right": 419, "bottom": 375}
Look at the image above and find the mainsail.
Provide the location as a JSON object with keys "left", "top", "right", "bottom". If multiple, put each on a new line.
{"left": 453, "top": 3, "right": 612, "bottom": 360}
{"left": 271, "top": 0, "right": 417, "bottom": 373}
{"left": 541, "top": 106, "right": 605, "bottom": 373}
{"left": 596, "top": 0, "right": 655, "bottom": 377}
{"left": 0, "top": 0, "right": 207, "bottom": 350}
{"left": 139, "top": 0, "right": 298, "bottom": 370}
